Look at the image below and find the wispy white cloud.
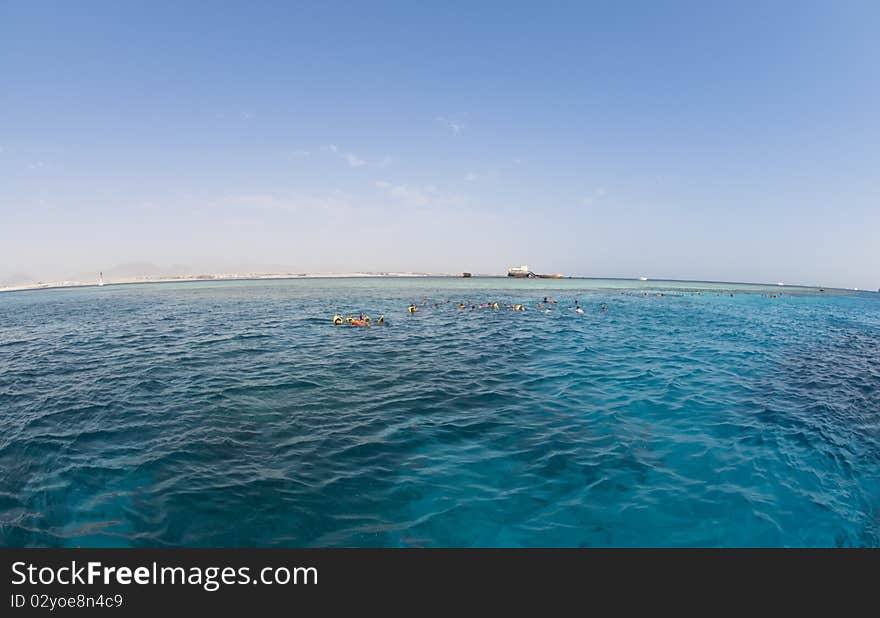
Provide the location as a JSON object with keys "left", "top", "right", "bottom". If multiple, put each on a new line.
{"left": 325, "top": 144, "right": 390, "bottom": 168}
{"left": 344, "top": 152, "right": 366, "bottom": 167}
{"left": 283, "top": 149, "right": 311, "bottom": 160}
{"left": 436, "top": 116, "right": 465, "bottom": 136}
{"left": 375, "top": 180, "right": 430, "bottom": 206}
{"left": 464, "top": 169, "right": 496, "bottom": 182}
{"left": 581, "top": 187, "right": 608, "bottom": 206}
{"left": 211, "top": 110, "right": 255, "bottom": 122}
{"left": 374, "top": 180, "right": 469, "bottom": 209}
{"left": 217, "top": 190, "right": 353, "bottom": 215}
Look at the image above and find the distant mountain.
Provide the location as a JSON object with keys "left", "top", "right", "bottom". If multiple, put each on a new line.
{"left": 0, "top": 273, "right": 37, "bottom": 286}
{"left": 75, "top": 262, "right": 192, "bottom": 280}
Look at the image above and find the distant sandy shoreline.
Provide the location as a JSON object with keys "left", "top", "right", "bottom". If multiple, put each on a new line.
{"left": 0, "top": 272, "right": 462, "bottom": 293}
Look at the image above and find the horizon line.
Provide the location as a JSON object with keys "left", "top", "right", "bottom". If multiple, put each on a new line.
{"left": 1, "top": 272, "right": 875, "bottom": 296}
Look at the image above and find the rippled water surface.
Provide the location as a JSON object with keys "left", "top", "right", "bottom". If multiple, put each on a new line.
{"left": 2, "top": 278, "right": 879, "bottom": 547}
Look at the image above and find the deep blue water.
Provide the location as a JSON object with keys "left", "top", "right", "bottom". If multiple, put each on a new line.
{"left": 1, "top": 278, "right": 879, "bottom": 547}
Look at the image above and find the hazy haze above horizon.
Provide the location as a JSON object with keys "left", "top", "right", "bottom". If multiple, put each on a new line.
{"left": 1, "top": 2, "right": 878, "bottom": 289}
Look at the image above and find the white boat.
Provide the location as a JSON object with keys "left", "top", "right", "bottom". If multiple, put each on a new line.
{"left": 98, "top": 272, "right": 104, "bottom": 286}
{"left": 639, "top": 276, "right": 648, "bottom": 281}
{"left": 507, "top": 265, "right": 531, "bottom": 278}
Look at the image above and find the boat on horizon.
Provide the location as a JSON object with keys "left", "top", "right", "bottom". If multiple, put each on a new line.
{"left": 507, "top": 265, "right": 565, "bottom": 279}
{"left": 508, "top": 265, "right": 531, "bottom": 278}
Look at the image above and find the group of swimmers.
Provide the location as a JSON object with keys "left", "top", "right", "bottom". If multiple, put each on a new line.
{"left": 406, "top": 297, "right": 608, "bottom": 314}
{"left": 334, "top": 297, "right": 611, "bottom": 326}
{"left": 404, "top": 300, "right": 521, "bottom": 313}
{"left": 332, "top": 313, "right": 385, "bottom": 327}
{"left": 334, "top": 288, "right": 795, "bottom": 327}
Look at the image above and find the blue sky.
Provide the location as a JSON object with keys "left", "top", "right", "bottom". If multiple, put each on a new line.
{"left": 1, "top": 1, "right": 878, "bottom": 288}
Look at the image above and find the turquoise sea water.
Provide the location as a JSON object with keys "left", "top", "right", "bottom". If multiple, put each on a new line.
{"left": 1, "top": 277, "right": 879, "bottom": 547}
